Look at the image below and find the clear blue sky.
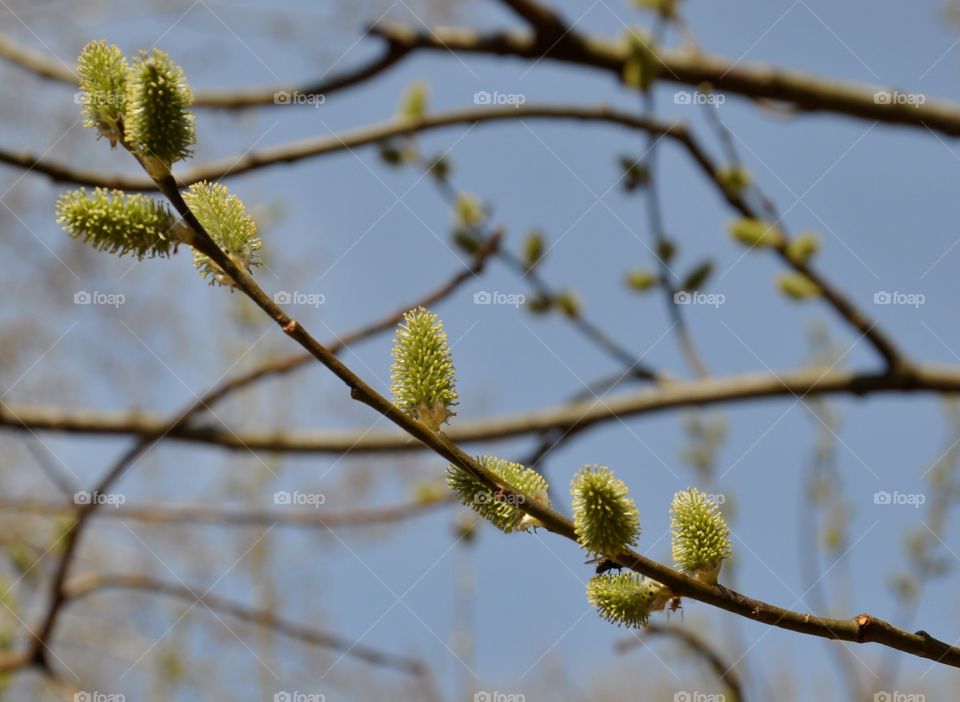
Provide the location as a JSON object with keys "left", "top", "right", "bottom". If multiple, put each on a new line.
{"left": 3, "top": 0, "right": 960, "bottom": 699}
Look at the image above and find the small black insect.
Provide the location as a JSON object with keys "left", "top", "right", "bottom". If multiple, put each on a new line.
{"left": 586, "top": 557, "right": 624, "bottom": 575}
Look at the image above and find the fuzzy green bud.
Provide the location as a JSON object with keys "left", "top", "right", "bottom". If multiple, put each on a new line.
{"left": 391, "top": 306, "right": 458, "bottom": 429}
{"left": 76, "top": 40, "right": 127, "bottom": 144}
{"left": 446, "top": 456, "right": 550, "bottom": 533}
{"left": 454, "top": 193, "right": 486, "bottom": 229}
{"left": 728, "top": 218, "right": 784, "bottom": 249}
{"left": 670, "top": 487, "right": 732, "bottom": 584}
{"left": 587, "top": 572, "right": 669, "bottom": 627}
{"left": 183, "top": 182, "right": 262, "bottom": 286}
{"left": 399, "top": 81, "right": 428, "bottom": 119}
{"left": 523, "top": 230, "right": 545, "bottom": 271}
{"left": 622, "top": 28, "right": 659, "bottom": 92}
{"left": 626, "top": 268, "right": 657, "bottom": 292}
{"left": 786, "top": 231, "right": 820, "bottom": 264}
{"left": 716, "top": 166, "right": 751, "bottom": 195}
{"left": 554, "top": 291, "right": 581, "bottom": 318}
{"left": 571, "top": 465, "right": 641, "bottom": 556}
{"left": 125, "top": 48, "right": 196, "bottom": 173}
{"left": 777, "top": 272, "right": 821, "bottom": 301}
{"left": 57, "top": 188, "right": 180, "bottom": 259}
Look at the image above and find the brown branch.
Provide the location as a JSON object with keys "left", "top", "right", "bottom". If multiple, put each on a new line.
{"left": 24, "top": 235, "right": 499, "bottom": 669}
{"left": 104, "top": 179, "right": 960, "bottom": 668}
{"left": 55, "top": 573, "right": 426, "bottom": 675}
{"left": 0, "top": 494, "right": 453, "bottom": 529}
{"left": 667, "top": 123, "right": 907, "bottom": 371}
{"left": 0, "top": 104, "right": 682, "bottom": 189}
{"left": 494, "top": 0, "right": 568, "bottom": 42}
{"left": 371, "top": 23, "right": 960, "bottom": 136}
{"left": 0, "top": 33, "right": 410, "bottom": 108}
{"left": 7, "top": 365, "right": 960, "bottom": 453}
{"left": 618, "top": 624, "right": 744, "bottom": 702}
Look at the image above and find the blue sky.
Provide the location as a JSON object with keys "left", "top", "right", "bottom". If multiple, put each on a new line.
{"left": 3, "top": 0, "right": 960, "bottom": 699}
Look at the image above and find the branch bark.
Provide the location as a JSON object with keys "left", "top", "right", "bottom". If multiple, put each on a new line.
{"left": 7, "top": 365, "right": 960, "bottom": 453}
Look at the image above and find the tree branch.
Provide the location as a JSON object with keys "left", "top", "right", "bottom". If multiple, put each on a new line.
{"left": 0, "top": 104, "right": 682, "bottom": 189}
{"left": 0, "top": 33, "right": 410, "bottom": 108}
{"left": 0, "top": 495, "right": 453, "bottom": 529}
{"left": 55, "top": 573, "right": 427, "bottom": 675}
{"left": 371, "top": 23, "right": 960, "bottom": 136}
{"left": 7, "top": 365, "right": 960, "bottom": 453}
{"left": 618, "top": 624, "right": 744, "bottom": 702}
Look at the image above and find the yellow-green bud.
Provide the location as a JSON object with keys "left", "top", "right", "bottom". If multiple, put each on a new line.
{"left": 622, "top": 28, "right": 659, "bottom": 92}
{"left": 523, "top": 230, "right": 545, "bottom": 270}
{"left": 716, "top": 166, "right": 751, "bottom": 195}
{"left": 57, "top": 188, "right": 179, "bottom": 259}
{"left": 446, "top": 456, "right": 550, "bottom": 533}
{"left": 125, "top": 48, "right": 196, "bottom": 173}
{"left": 587, "top": 573, "right": 669, "bottom": 627}
{"left": 571, "top": 465, "right": 641, "bottom": 556}
{"left": 399, "top": 81, "right": 428, "bottom": 119}
{"left": 76, "top": 40, "right": 127, "bottom": 145}
{"left": 786, "top": 231, "right": 820, "bottom": 264}
{"left": 183, "top": 182, "right": 262, "bottom": 286}
{"left": 728, "top": 218, "right": 784, "bottom": 249}
{"left": 670, "top": 488, "right": 732, "bottom": 585}
{"left": 626, "top": 268, "right": 657, "bottom": 292}
{"left": 777, "top": 272, "right": 821, "bottom": 301}
{"left": 390, "top": 307, "right": 458, "bottom": 429}
{"left": 454, "top": 193, "right": 486, "bottom": 229}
